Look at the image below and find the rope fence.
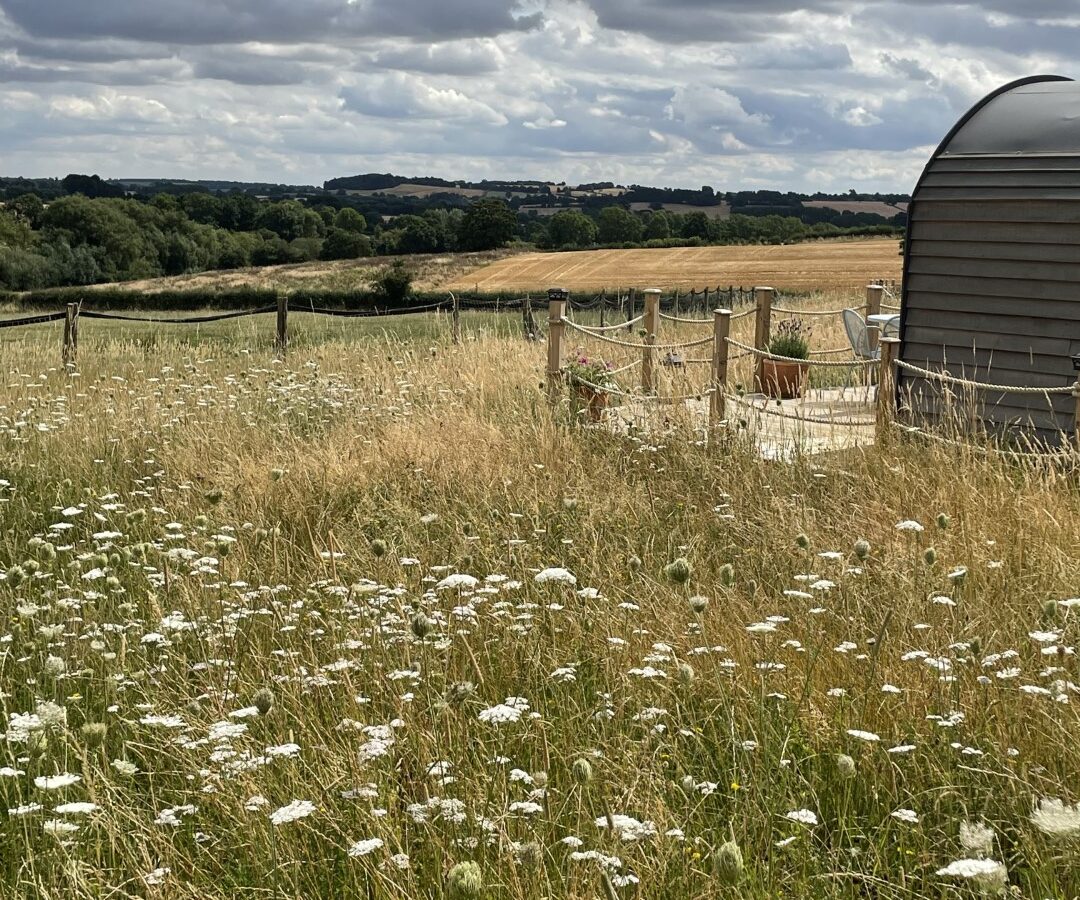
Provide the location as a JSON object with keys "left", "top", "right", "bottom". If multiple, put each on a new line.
{"left": 724, "top": 337, "right": 879, "bottom": 368}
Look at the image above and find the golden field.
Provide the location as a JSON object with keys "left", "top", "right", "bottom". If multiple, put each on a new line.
{"left": 445, "top": 238, "right": 903, "bottom": 293}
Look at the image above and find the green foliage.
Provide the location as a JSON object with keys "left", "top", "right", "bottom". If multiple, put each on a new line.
{"left": 256, "top": 201, "right": 309, "bottom": 241}
{"left": 8, "top": 193, "right": 44, "bottom": 228}
{"left": 373, "top": 261, "right": 413, "bottom": 303}
{"left": 333, "top": 207, "right": 367, "bottom": 234}
{"left": 767, "top": 318, "right": 812, "bottom": 359}
{"left": 458, "top": 199, "right": 518, "bottom": 251}
{"left": 643, "top": 210, "right": 671, "bottom": 240}
{"left": 320, "top": 228, "right": 372, "bottom": 261}
{"left": 597, "top": 206, "right": 644, "bottom": 244}
{"left": 544, "top": 210, "right": 598, "bottom": 249}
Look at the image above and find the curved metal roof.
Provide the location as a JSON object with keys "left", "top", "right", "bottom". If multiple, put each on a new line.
{"left": 936, "top": 75, "right": 1076, "bottom": 157}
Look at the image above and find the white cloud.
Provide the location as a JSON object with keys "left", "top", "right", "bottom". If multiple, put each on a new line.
{"left": 0, "top": 0, "right": 1074, "bottom": 191}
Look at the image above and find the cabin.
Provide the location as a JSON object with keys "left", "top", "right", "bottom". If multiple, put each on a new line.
{"left": 899, "top": 75, "right": 1080, "bottom": 446}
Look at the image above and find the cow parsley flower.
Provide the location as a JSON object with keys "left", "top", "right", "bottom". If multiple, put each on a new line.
{"left": 270, "top": 799, "right": 316, "bottom": 826}
{"left": 785, "top": 809, "right": 818, "bottom": 826}
{"left": 348, "top": 837, "right": 384, "bottom": 857}
{"left": 1030, "top": 797, "right": 1080, "bottom": 837}
{"left": 34, "top": 773, "right": 81, "bottom": 791}
{"left": 534, "top": 567, "right": 576, "bottom": 585}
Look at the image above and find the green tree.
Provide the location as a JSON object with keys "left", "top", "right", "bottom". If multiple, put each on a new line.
{"left": 333, "top": 207, "right": 367, "bottom": 234}
{"left": 181, "top": 193, "right": 223, "bottom": 226}
{"left": 597, "top": 206, "right": 643, "bottom": 244}
{"left": 680, "top": 211, "right": 711, "bottom": 239}
{"left": 544, "top": 210, "right": 598, "bottom": 249}
{"left": 458, "top": 198, "right": 517, "bottom": 251}
{"left": 644, "top": 211, "right": 671, "bottom": 240}
{"left": 9, "top": 193, "right": 44, "bottom": 228}
{"left": 373, "top": 260, "right": 413, "bottom": 303}
{"left": 321, "top": 228, "right": 373, "bottom": 260}
{"left": 220, "top": 193, "right": 260, "bottom": 231}
{"left": 257, "top": 201, "right": 309, "bottom": 241}
{"left": 393, "top": 215, "right": 441, "bottom": 255}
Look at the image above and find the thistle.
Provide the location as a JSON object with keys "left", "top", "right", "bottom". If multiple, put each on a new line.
{"left": 713, "top": 840, "right": 744, "bottom": 885}
{"left": 572, "top": 758, "right": 593, "bottom": 784}
{"left": 664, "top": 557, "right": 691, "bottom": 585}
{"left": 253, "top": 688, "right": 275, "bottom": 716}
{"left": 447, "top": 861, "right": 483, "bottom": 899}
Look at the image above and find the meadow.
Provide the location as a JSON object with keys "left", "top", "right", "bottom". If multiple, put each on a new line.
{"left": 0, "top": 298, "right": 1078, "bottom": 899}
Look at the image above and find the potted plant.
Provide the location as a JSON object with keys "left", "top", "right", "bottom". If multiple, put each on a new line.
{"left": 761, "top": 318, "right": 811, "bottom": 399}
{"left": 564, "top": 354, "right": 616, "bottom": 421}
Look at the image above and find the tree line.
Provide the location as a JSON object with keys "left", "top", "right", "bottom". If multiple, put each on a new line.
{"left": 0, "top": 179, "right": 901, "bottom": 292}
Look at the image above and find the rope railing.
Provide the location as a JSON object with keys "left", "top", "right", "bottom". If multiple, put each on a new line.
{"left": 0, "top": 311, "right": 67, "bottom": 329}
{"left": 727, "top": 394, "right": 875, "bottom": 428}
{"left": 567, "top": 373, "right": 714, "bottom": 404}
{"left": 894, "top": 359, "right": 1077, "bottom": 395}
{"left": 730, "top": 307, "right": 757, "bottom": 321}
{"left": 809, "top": 347, "right": 855, "bottom": 358}
{"left": 891, "top": 422, "right": 1076, "bottom": 462}
{"left": 725, "top": 337, "right": 879, "bottom": 368}
{"left": 561, "top": 318, "right": 714, "bottom": 351}
{"left": 659, "top": 313, "right": 712, "bottom": 326}
{"left": 80, "top": 305, "right": 279, "bottom": 324}
{"left": 773, "top": 304, "right": 868, "bottom": 317}
{"left": 566, "top": 314, "right": 644, "bottom": 332}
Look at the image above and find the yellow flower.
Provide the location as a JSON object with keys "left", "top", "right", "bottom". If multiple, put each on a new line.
{"left": 730, "top": 781, "right": 740, "bottom": 791}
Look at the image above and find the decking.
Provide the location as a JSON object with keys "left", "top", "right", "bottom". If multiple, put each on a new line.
{"left": 607, "top": 386, "right": 878, "bottom": 458}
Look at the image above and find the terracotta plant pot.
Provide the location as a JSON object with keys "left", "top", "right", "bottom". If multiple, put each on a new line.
{"left": 574, "top": 384, "right": 610, "bottom": 422}
{"left": 761, "top": 358, "right": 809, "bottom": 399}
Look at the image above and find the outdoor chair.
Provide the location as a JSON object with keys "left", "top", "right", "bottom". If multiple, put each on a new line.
{"left": 842, "top": 308, "right": 880, "bottom": 360}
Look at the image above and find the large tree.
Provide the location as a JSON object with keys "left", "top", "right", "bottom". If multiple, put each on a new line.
{"left": 458, "top": 198, "right": 517, "bottom": 251}
{"left": 544, "top": 210, "right": 598, "bottom": 249}
{"left": 597, "top": 206, "right": 643, "bottom": 244}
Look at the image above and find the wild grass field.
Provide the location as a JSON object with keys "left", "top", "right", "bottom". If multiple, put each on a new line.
{"left": 0, "top": 299, "right": 1078, "bottom": 899}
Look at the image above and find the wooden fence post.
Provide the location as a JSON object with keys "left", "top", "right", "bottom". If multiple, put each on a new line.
{"left": 641, "top": 288, "right": 661, "bottom": 394}
{"left": 62, "top": 303, "right": 78, "bottom": 367}
{"left": 1073, "top": 374, "right": 1080, "bottom": 451}
{"left": 275, "top": 294, "right": 288, "bottom": 352}
{"left": 626, "top": 288, "right": 635, "bottom": 332}
{"left": 547, "top": 287, "right": 568, "bottom": 405}
{"left": 753, "top": 286, "right": 774, "bottom": 392}
{"left": 451, "top": 292, "right": 461, "bottom": 345}
{"left": 877, "top": 337, "right": 900, "bottom": 440}
{"left": 866, "top": 283, "right": 884, "bottom": 352}
{"left": 673, "top": 288, "right": 680, "bottom": 319}
{"left": 710, "top": 308, "right": 731, "bottom": 431}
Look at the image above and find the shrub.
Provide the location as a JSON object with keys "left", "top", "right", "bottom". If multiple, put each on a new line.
{"left": 767, "top": 318, "right": 811, "bottom": 359}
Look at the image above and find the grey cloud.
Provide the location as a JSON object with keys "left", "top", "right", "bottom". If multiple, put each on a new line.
{"left": 0, "top": 0, "right": 542, "bottom": 44}
{"left": 191, "top": 56, "right": 322, "bottom": 86}
{"left": 371, "top": 41, "right": 504, "bottom": 76}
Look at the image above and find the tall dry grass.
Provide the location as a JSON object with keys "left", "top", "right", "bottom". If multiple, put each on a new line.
{"left": 0, "top": 303, "right": 1077, "bottom": 899}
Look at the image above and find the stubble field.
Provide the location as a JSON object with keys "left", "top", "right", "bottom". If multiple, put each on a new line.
{"left": 445, "top": 238, "right": 903, "bottom": 293}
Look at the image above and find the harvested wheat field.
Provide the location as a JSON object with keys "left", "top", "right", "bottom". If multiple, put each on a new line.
{"left": 445, "top": 238, "right": 902, "bottom": 293}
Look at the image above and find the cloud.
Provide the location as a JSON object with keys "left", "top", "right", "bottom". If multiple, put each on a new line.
{"left": 340, "top": 72, "right": 509, "bottom": 125}
{"left": 0, "top": 0, "right": 1075, "bottom": 191}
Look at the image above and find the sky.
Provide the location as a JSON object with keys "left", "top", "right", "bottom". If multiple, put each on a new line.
{"left": 0, "top": 1, "right": 1076, "bottom": 193}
